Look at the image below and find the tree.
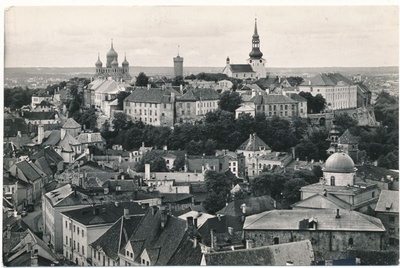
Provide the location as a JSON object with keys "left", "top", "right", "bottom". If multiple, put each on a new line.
{"left": 204, "top": 139, "right": 217, "bottom": 156}
{"left": 173, "top": 152, "right": 186, "bottom": 171}
{"left": 295, "top": 140, "right": 320, "bottom": 161}
{"left": 203, "top": 171, "right": 232, "bottom": 214}
{"left": 73, "top": 108, "right": 97, "bottom": 130}
{"left": 136, "top": 72, "right": 149, "bottom": 87}
{"left": 186, "top": 140, "right": 203, "bottom": 155}
{"left": 117, "top": 91, "right": 131, "bottom": 110}
{"left": 312, "top": 165, "right": 323, "bottom": 179}
{"left": 172, "top": 75, "right": 185, "bottom": 86}
{"left": 250, "top": 173, "right": 286, "bottom": 200}
{"left": 218, "top": 91, "right": 243, "bottom": 113}
{"left": 135, "top": 151, "right": 168, "bottom": 172}
{"left": 313, "top": 94, "right": 326, "bottom": 113}
{"left": 112, "top": 112, "right": 128, "bottom": 132}
{"left": 335, "top": 113, "right": 359, "bottom": 133}
{"left": 282, "top": 178, "right": 309, "bottom": 205}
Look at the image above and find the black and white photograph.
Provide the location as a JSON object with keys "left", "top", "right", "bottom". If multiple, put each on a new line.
{"left": 2, "top": 2, "right": 399, "bottom": 266}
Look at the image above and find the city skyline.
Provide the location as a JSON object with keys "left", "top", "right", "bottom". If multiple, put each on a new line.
{"left": 4, "top": 5, "right": 399, "bottom": 68}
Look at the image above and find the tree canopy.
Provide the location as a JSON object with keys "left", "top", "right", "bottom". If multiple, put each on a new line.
{"left": 203, "top": 171, "right": 232, "bottom": 214}
{"left": 218, "top": 91, "right": 243, "bottom": 113}
{"left": 135, "top": 72, "right": 149, "bottom": 87}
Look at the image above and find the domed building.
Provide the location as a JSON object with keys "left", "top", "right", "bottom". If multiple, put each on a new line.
{"left": 94, "top": 39, "right": 131, "bottom": 82}
{"left": 294, "top": 152, "right": 380, "bottom": 214}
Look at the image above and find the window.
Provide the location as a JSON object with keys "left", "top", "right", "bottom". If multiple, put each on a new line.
{"left": 73, "top": 241, "right": 76, "bottom": 250}
{"left": 78, "top": 243, "right": 80, "bottom": 253}
{"left": 82, "top": 230, "right": 84, "bottom": 237}
{"left": 130, "top": 253, "right": 133, "bottom": 258}
{"left": 147, "top": 261, "right": 150, "bottom": 266}
{"left": 65, "top": 221, "right": 68, "bottom": 228}
{"left": 66, "top": 236, "right": 68, "bottom": 245}
{"left": 108, "top": 258, "right": 110, "bottom": 266}
{"left": 82, "top": 246, "right": 84, "bottom": 255}
{"left": 330, "top": 176, "right": 335, "bottom": 186}
{"left": 69, "top": 223, "right": 71, "bottom": 230}
{"left": 273, "top": 237, "right": 279, "bottom": 245}
{"left": 126, "top": 250, "right": 129, "bottom": 256}
{"left": 77, "top": 227, "right": 80, "bottom": 235}
{"left": 70, "top": 238, "right": 72, "bottom": 247}
{"left": 348, "top": 238, "right": 354, "bottom": 246}
{"left": 389, "top": 216, "right": 395, "bottom": 223}
{"left": 94, "top": 251, "right": 96, "bottom": 258}
{"left": 389, "top": 228, "right": 395, "bottom": 234}
{"left": 372, "top": 192, "right": 375, "bottom": 198}
{"left": 389, "top": 238, "right": 395, "bottom": 245}
{"left": 73, "top": 225, "right": 76, "bottom": 233}
{"left": 103, "top": 255, "right": 105, "bottom": 266}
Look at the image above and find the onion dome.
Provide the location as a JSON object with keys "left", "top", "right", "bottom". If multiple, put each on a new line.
{"left": 95, "top": 53, "right": 102, "bottom": 67}
{"left": 122, "top": 53, "right": 129, "bottom": 66}
{"left": 111, "top": 57, "right": 118, "bottom": 67}
{"left": 107, "top": 39, "right": 118, "bottom": 59}
{"left": 324, "top": 152, "right": 356, "bottom": 173}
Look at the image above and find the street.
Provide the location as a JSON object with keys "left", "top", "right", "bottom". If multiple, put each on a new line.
{"left": 21, "top": 202, "right": 43, "bottom": 234}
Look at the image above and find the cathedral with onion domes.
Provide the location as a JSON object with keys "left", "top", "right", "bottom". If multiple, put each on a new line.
{"left": 94, "top": 39, "right": 131, "bottom": 82}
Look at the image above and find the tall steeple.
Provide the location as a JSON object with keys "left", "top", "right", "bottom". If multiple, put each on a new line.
{"left": 249, "top": 18, "right": 263, "bottom": 59}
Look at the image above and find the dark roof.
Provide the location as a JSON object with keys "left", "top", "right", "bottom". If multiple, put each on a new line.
{"left": 62, "top": 118, "right": 81, "bottom": 129}
{"left": 356, "top": 82, "right": 371, "bottom": 93}
{"left": 375, "top": 190, "right": 399, "bottom": 213}
{"left": 203, "top": 240, "right": 314, "bottom": 266}
{"left": 356, "top": 165, "right": 399, "bottom": 181}
{"left": 90, "top": 215, "right": 144, "bottom": 260}
{"left": 256, "top": 76, "right": 280, "bottom": 89}
{"left": 167, "top": 233, "right": 203, "bottom": 265}
{"left": 42, "top": 130, "right": 61, "bottom": 146}
{"left": 229, "top": 64, "right": 255, "bottom": 73}
{"left": 7, "top": 251, "right": 55, "bottom": 267}
{"left": 250, "top": 94, "right": 297, "bottom": 104}
{"left": 102, "top": 180, "right": 137, "bottom": 192}
{"left": 178, "top": 88, "right": 220, "bottom": 101}
{"left": 287, "top": 93, "right": 307, "bottom": 102}
{"left": 339, "top": 129, "right": 359, "bottom": 144}
{"left": 30, "top": 147, "right": 63, "bottom": 164}
{"left": 237, "top": 133, "right": 270, "bottom": 151}
{"left": 161, "top": 193, "right": 193, "bottom": 203}
{"left": 22, "top": 111, "right": 56, "bottom": 120}
{"left": 15, "top": 161, "right": 43, "bottom": 182}
{"left": 34, "top": 158, "right": 53, "bottom": 176}
{"left": 217, "top": 195, "right": 277, "bottom": 217}
{"left": 61, "top": 201, "right": 147, "bottom": 226}
{"left": 124, "top": 88, "right": 180, "bottom": 104}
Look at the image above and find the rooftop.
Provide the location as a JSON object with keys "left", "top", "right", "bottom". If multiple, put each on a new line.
{"left": 244, "top": 209, "right": 385, "bottom": 232}
{"left": 375, "top": 190, "right": 399, "bottom": 213}
{"left": 237, "top": 133, "right": 270, "bottom": 152}
{"left": 124, "top": 88, "right": 181, "bottom": 104}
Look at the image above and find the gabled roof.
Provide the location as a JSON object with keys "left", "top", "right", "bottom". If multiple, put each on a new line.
{"left": 202, "top": 240, "right": 314, "bottom": 266}
{"left": 76, "top": 132, "right": 106, "bottom": 144}
{"left": 291, "top": 194, "right": 351, "bottom": 210}
{"left": 90, "top": 215, "right": 144, "bottom": 260}
{"left": 251, "top": 94, "right": 297, "bottom": 104}
{"left": 244, "top": 209, "right": 386, "bottom": 232}
{"left": 338, "top": 129, "right": 359, "bottom": 144}
{"left": 178, "top": 88, "right": 220, "bottom": 101}
{"left": 287, "top": 93, "right": 307, "bottom": 102}
{"left": 301, "top": 73, "right": 354, "bottom": 87}
{"left": 161, "top": 193, "right": 193, "bottom": 203}
{"left": 62, "top": 118, "right": 81, "bottom": 129}
{"left": 375, "top": 190, "right": 399, "bottom": 213}
{"left": 61, "top": 202, "right": 147, "bottom": 226}
{"left": 58, "top": 132, "right": 81, "bottom": 147}
{"left": 42, "top": 130, "right": 61, "bottom": 146}
{"left": 228, "top": 64, "right": 255, "bottom": 73}
{"left": 22, "top": 111, "right": 56, "bottom": 120}
{"left": 124, "top": 88, "right": 181, "bottom": 104}
{"left": 34, "top": 158, "right": 54, "bottom": 176}
{"left": 217, "top": 195, "right": 277, "bottom": 217}
{"left": 178, "top": 211, "right": 215, "bottom": 229}
{"left": 237, "top": 133, "right": 270, "bottom": 151}
{"left": 15, "top": 161, "right": 44, "bottom": 182}
{"left": 30, "top": 147, "right": 63, "bottom": 164}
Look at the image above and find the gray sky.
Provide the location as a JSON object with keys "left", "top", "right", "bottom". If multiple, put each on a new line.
{"left": 4, "top": 5, "right": 399, "bottom": 68}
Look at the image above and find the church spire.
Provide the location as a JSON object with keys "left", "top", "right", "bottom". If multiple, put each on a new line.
{"left": 249, "top": 18, "right": 263, "bottom": 59}
{"left": 253, "top": 18, "right": 259, "bottom": 38}
{"left": 111, "top": 38, "right": 113, "bottom": 49}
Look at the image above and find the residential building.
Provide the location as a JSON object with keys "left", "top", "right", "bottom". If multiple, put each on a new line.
{"left": 201, "top": 240, "right": 315, "bottom": 266}
{"left": 118, "top": 208, "right": 203, "bottom": 266}
{"left": 93, "top": 39, "right": 131, "bottom": 82}
{"left": 247, "top": 151, "right": 293, "bottom": 177}
{"left": 184, "top": 154, "right": 230, "bottom": 173}
{"left": 89, "top": 213, "right": 144, "bottom": 266}
{"left": 235, "top": 103, "right": 256, "bottom": 119}
{"left": 62, "top": 118, "right": 82, "bottom": 137}
{"left": 175, "top": 88, "right": 220, "bottom": 124}
{"left": 30, "top": 146, "right": 64, "bottom": 174}
{"left": 243, "top": 209, "right": 386, "bottom": 262}
{"left": 31, "top": 93, "right": 53, "bottom": 108}
{"left": 236, "top": 133, "right": 271, "bottom": 166}
{"left": 215, "top": 150, "right": 245, "bottom": 178}
{"left": 215, "top": 79, "right": 233, "bottom": 92}
{"left": 251, "top": 93, "right": 302, "bottom": 118}
{"left": 22, "top": 111, "right": 61, "bottom": 127}
{"left": 299, "top": 73, "right": 358, "bottom": 110}
{"left": 3, "top": 171, "right": 33, "bottom": 211}
{"left": 123, "top": 87, "right": 180, "bottom": 127}
{"left": 76, "top": 132, "right": 106, "bottom": 151}
{"left": 355, "top": 82, "right": 372, "bottom": 108}
{"left": 217, "top": 195, "right": 278, "bottom": 218}
{"left": 8, "top": 160, "right": 47, "bottom": 203}
{"left": 286, "top": 93, "right": 308, "bottom": 118}
{"left": 62, "top": 202, "right": 146, "bottom": 266}
{"left": 32, "top": 100, "right": 56, "bottom": 112}
{"left": 375, "top": 190, "right": 399, "bottom": 248}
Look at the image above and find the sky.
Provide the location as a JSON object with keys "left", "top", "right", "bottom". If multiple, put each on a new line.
{"left": 3, "top": 4, "right": 399, "bottom": 68}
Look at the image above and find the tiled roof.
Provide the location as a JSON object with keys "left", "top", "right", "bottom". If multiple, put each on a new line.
{"left": 252, "top": 94, "right": 297, "bottom": 104}
{"left": 256, "top": 76, "right": 279, "bottom": 89}
{"left": 244, "top": 209, "right": 386, "bottom": 232}
{"left": 30, "top": 147, "right": 63, "bottom": 164}
{"left": 375, "top": 190, "right": 399, "bottom": 213}
{"left": 338, "top": 129, "right": 359, "bottom": 144}
{"left": 237, "top": 133, "right": 270, "bottom": 151}
{"left": 236, "top": 103, "right": 255, "bottom": 112}
{"left": 61, "top": 202, "right": 147, "bottom": 226}
{"left": 203, "top": 240, "right": 314, "bottom": 266}
{"left": 291, "top": 194, "right": 351, "bottom": 210}
{"left": 258, "top": 151, "right": 292, "bottom": 162}
{"left": 102, "top": 180, "right": 137, "bottom": 192}
{"left": 124, "top": 88, "right": 180, "bottom": 104}
{"left": 228, "top": 64, "right": 255, "bottom": 73}
{"left": 90, "top": 215, "right": 144, "bottom": 260}
{"left": 301, "top": 73, "right": 353, "bottom": 87}
{"left": 300, "top": 181, "right": 378, "bottom": 196}
{"left": 58, "top": 132, "right": 81, "bottom": 147}
{"left": 22, "top": 111, "right": 56, "bottom": 120}
{"left": 76, "top": 133, "right": 106, "bottom": 144}
{"left": 62, "top": 118, "right": 81, "bottom": 129}
{"left": 178, "top": 88, "right": 220, "bottom": 101}
{"left": 217, "top": 195, "right": 277, "bottom": 217}
{"left": 42, "top": 130, "right": 61, "bottom": 146}
{"left": 15, "top": 161, "right": 43, "bottom": 182}
{"left": 287, "top": 93, "right": 307, "bottom": 102}
{"left": 167, "top": 233, "right": 203, "bottom": 265}
{"left": 161, "top": 193, "right": 193, "bottom": 203}
{"left": 34, "top": 158, "right": 53, "bottom": 176}
{"left": 356, "top": 82, "right": 371, "bottom": 94}
{"left": 128, "top": 210, "right": 189, "bottom": 265}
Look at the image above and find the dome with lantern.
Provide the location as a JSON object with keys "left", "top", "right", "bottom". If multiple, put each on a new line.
{"left": 324, "top": 152, "right": 356, "bottom": 173}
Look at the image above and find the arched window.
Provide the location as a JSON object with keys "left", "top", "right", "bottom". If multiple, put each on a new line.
{"left": 348, "top": 238, "right": 353, "bottom": 246}
{"left": 330, "top": 176, "right": 335, "bottom": 186}
{"left": 273, "top": 237, "right": 279, "bottom": 245}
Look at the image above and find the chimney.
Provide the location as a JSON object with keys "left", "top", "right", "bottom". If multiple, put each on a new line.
{"left": 186, "top": 216, "right": 194, "bottom": 230}
{"left": 246, "top": 239, "right": 254, "bottom": 249}
{"left": 323, "top": 189, "right": 327, "bottom": 197}
{"left": 115, "top": 202, "right": 120, "bottom": 207}
{"left": 17, "top": 131, "right": 21, "bottom": 138}
{"left": 61, "top": 128, "right": 66, "bottom": 140}
{"left": 145, "top": 164, "right": 151, "bottom": 180}
{"left": 170, "top": 92, "right": 175, "bottom": 103}
{"left": 228, "top": 227, "right": 233, "bottom": 235}
{"left": 180, "top": 84, "right": 183, "bottom": 94}
{"left": 278, "top": 76, "right": 281, "bottom": 83}
{"left": 210, "top": 229, "right": 216, "bottom": 250}
{"left": 274, "top": 200, "right": 277, "bottom": 208}
{"left": 121, "top": 174, "right": 125, "bottom": 180}
{"left": 147, "top": 84, "right": 151, "bottom": 90}
{"left": 124, "top": 208, "right": 129, "bottom": 219}
{"left": 192, "top": 236, "right": 198, "bottom": 248}
{"left": 335, "top": 209, "right": 341, "bottom": 219}
{"left": 88, "top": 133, "right": 92, "bottom": 143}
{"left": 151, "top": 206, "right": 158, "bottom": 215}
{"left": 308, "top": 80, "right": 311, "bottom": 86}
{"left": 217, "top": 214, "right": 221, "bottom": 221}
{"left": 6, "top": 224, "right": 11, "bottom": 239}
{"left": 193, "top": 218, "right": 198, "bottom": 229}
{"left": 31, "top": 249, "right": 38, "bottom": 267}
{"left": 38, "top": 125, "right": 44, "bottom": 144}
{"left": 241, "top": 203, "right": 247, "bottom": 214}
{"left": 93, "top": 207, "right": 99, "bottom": 215}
